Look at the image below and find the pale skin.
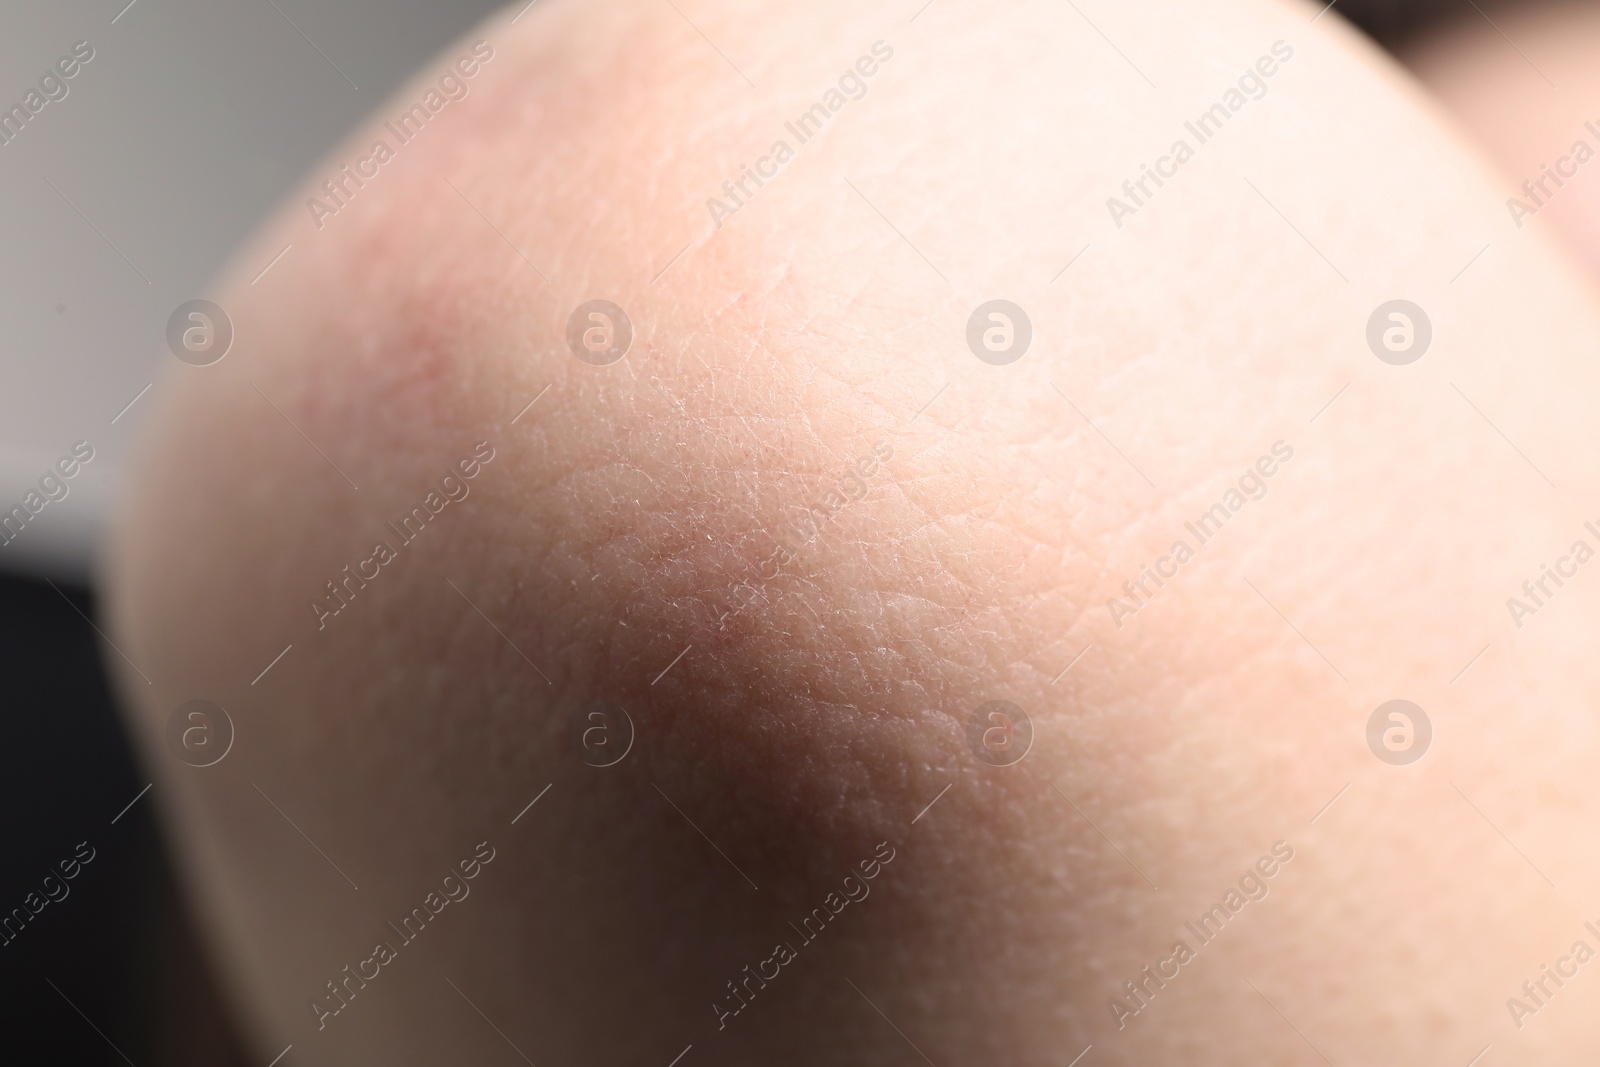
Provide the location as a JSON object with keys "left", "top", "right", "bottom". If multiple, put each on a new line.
{"left": 105, "top": 0, "right": 1600, "bottom": 1063}
{"left": 1406, "top": 1, "right": 1600, "bottom": 274}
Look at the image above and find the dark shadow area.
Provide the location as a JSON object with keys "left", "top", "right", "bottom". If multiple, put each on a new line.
{"left": 0, "top": 571, "right": 250, "bottom": 1065}
{"left": 1335, "top": 0, "right": 1523, "bottom": 50}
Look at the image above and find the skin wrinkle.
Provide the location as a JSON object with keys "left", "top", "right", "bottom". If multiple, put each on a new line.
{"left": 101, "top": 0, "right": 1600, "bottom": 1063}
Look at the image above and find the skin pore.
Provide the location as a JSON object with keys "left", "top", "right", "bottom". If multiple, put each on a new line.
{"left": 106, "top": 0, "right": 1600, "bottom": 1064}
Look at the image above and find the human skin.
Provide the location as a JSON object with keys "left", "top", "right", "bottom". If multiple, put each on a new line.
{"left": 105, "top": 0, "right": 1600, "bottom": 1064}
{"left": 1406, "top": 1, "right": 1600, "bottom": 276}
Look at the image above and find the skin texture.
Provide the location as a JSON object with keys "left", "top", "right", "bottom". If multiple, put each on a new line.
{"left": 106, "top": 0, "right": 1600, "bottom": 1063}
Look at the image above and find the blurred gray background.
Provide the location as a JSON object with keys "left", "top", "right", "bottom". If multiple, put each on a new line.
{"left": 0, "top": 0, "right": 504, "bottom": 578}
{"left": 0, "top": 4, "right": 501, "bottom": 1059}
